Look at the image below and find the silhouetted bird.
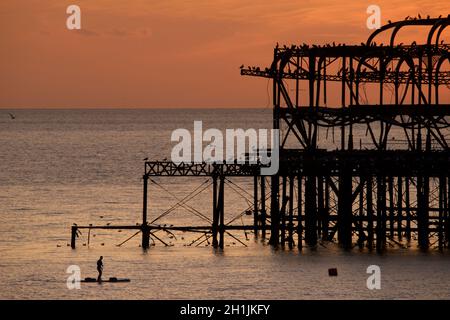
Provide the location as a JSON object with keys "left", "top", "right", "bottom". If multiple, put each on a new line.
{"left": 143, "top": 157, "right": 148, "bottom": 161}
{"left": 8, "top": 113, "right": 15, "bottom": 120}
{"left": 239, "top": 64, "right": 244, "bottom": 69}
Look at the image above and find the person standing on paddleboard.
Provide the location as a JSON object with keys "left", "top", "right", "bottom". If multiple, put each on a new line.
{"left": 97, "top": 256, "right": 103, "bottom": 282}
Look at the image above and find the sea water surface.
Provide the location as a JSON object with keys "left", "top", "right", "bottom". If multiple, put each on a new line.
{"left": 0, "top": 109, "right": 449, "bottom": 299}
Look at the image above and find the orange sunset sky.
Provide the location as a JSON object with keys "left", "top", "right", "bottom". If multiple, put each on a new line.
{"left": 0, "top": 0, "right": 448, "bottom": 108}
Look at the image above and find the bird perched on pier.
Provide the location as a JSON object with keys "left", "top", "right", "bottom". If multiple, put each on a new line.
{"left": 418, "top": 14, "right": 422, "bottom": 19}
{"left": 388, "top": 20, "right": 392, "bottom": 24}
{"left": 405, "top": 16, "right": 410, "bottom": 20}
{"left": 239, "top": 64, "right": 244, "bottom": 69}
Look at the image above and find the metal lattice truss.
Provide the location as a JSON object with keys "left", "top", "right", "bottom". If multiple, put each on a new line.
{"left": 241, "top": 16, "right": 450, "bottom": 152}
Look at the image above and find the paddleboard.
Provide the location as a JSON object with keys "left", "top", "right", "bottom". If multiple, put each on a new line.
{"left": 81, "top": 277, "right": 130, "bottom": 283}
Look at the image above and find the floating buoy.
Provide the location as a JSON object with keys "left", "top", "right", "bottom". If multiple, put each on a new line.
{"left": 328, "top": 268, "right": 338, "bottom": 276}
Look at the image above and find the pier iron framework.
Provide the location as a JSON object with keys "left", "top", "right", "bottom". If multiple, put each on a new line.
{"left": 71, "top": 16, "right": 450, "bottom": 252}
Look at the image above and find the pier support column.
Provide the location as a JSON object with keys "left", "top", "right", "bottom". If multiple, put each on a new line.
{"left": 376, "top": 176, "right": 386, "bottom": 253}
{"left": 142, "top": 174, "right": 150, "bottom": 249}
{"left": 397, "top": 176, "right": 403, "bottom": 241}
{"left": 297, "top": 175, "right": 303, "bottom": 250}
{"left": 338, "top": 164, "right": 352, "bottom": 249}
{"left": 304, "top": 174, "right": 317, "bottom": 246}
{"left": 218, "top": 175, "right": 225, "bottom": 249}
{"left": 71, "top": 226, "right": 77, "bottom": 249}
{"left": 405, "top": 177, "right": 411, "bottom": 241}
{"left": 261, "top": 177, "right": 266, "bottom": 239}
{"left": 317, "top": 175, "right": 324, "bottom": 241}
{"left": 280, "top": 176, "right": 287, "bottom": 246}
{"left": 417, "top": 175, "right": 430, "bottom": 250}
{"left": 253, "top": 175, "right": 259, "bottom": 237}
{"left": 269, "top": 175, "right": 280, "bottom": 246}
{"left": 367, "top": 176, "right": 374, "bottom": 250}
{"left": 358, "top": 177, "right": 365, "bottom": 249}
{"left": 212, "top": 174, "right": 219, "bottom": 248}
{"left": 446, "top": 177, "right": 450, "bottom": 248}
{"left": 438, "top": 176, "right": 446, "bottom": 250}
{"left": 322, "top": 176, "right": 330, "bottom": 241}
{"left": 388, "top": 176, "right": 394, "bottom": 240}
{"left": 288, "top": 176, "right": 294, "bottom": 249}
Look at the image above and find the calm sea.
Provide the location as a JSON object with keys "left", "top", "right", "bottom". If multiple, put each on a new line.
{"left": 0, "top": 109, "right": 449, "bottom": 299}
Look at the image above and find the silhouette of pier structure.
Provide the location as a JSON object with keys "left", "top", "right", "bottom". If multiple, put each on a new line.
{"left": 71, "top": 16, "right": 449, "bottom": 252}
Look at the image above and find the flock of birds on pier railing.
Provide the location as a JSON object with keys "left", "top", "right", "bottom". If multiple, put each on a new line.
{"left": 240, "top": 15, "right": 449, "bottom": 76}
